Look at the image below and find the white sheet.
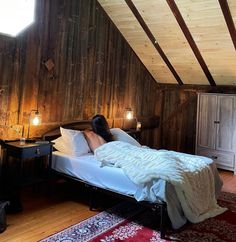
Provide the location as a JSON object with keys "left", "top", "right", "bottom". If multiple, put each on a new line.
{"left": 52, "top": 151, "right": 138, "bottom": 196}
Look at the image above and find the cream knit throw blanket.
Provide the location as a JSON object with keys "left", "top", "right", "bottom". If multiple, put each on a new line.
{"left": 95, "top": 141, "right": 226, "bottom": 223}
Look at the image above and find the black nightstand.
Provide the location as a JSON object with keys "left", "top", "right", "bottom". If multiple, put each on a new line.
{"left": 5, "top": 141, "right": 53, "bottom": 184}
{"left": 125, "top": 129, "right": 142, "bottom": 142}
{"left": 4, "top": 141, "right": 53, "bottom": 211}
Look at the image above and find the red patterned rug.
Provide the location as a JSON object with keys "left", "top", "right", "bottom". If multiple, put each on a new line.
{"left": 40, "top": 192, "right": 236, "bottom": 242}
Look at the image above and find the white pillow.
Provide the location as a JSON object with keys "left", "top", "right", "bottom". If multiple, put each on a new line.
{"left": 110, "top": 128, "right": 141, "bottom": 147}
{"left": 52, "top": 136, "right": 72, "bottom": 155}
{"left": 54, "top": 127, "right": 91, "bottom": 156}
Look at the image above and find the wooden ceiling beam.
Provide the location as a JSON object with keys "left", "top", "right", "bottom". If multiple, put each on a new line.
{"left": 167, "top": 0, "right": 216, "bottom": 86}
{"left": 125, "top": 0, "right": 183, "bottom": 85}
{"left": 219, "top": 0, "right": 236, "bottom": 50}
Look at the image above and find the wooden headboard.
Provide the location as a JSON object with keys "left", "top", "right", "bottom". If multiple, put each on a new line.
{"left": 42, "top": 120, "right": 92, "bottom": 141}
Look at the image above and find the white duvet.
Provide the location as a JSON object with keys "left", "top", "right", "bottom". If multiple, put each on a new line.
{"left": 95, "top": 141, "right": 226, "bottom": 225}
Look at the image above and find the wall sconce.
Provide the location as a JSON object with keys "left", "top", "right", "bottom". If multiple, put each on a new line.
{"left": 123, "top": 108, "right": 141, "bottom": 131}
{"left": 27, "top": 109, "right": 41, "bottom": 139}
{"left": 123, "top": 108, "right": 133, "bottom": 130}
{"left": 124, "top": 108, "right": 133, "bottom": 120}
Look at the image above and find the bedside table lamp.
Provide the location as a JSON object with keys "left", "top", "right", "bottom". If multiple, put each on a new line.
{"left": 27, "top": 109, "right": 41, "bottom": 140}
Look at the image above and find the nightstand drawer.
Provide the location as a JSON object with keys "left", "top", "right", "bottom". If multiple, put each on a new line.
{"left": 21, "top": 145, "right": 51, "bottom": 159}
{"left": 5, "top": 142, "right": 52, "bottom": 160}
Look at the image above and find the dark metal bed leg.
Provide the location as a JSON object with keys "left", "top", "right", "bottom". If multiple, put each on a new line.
{"left": 160, "top": 203, "right": 167, "bottom": 239}
{"left": 89, "top": 188, "right": 94, "bottom": 210}
{"left": 88, "top": 187, "right": 100, "bottom": 211}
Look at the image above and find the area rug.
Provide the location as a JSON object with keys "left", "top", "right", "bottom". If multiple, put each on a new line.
{"left": 40, "top": 192, "right": 236, "bottom": 242}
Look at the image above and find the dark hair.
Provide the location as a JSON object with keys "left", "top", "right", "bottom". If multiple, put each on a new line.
{"left": 91, "top": 114, "right": 113, "bottom": 142}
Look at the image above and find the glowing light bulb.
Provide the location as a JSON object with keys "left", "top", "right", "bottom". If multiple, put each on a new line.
{"left": 126, "top": 112, "right": 133, "bottom": 120}
{"left": 32, "top": 116, "right": 40, "bottom": 125}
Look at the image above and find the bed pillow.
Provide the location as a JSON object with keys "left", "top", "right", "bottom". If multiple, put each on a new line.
{"left": 83, "top": 130, "right": 106, "bottom": 153}
{"left": 58, "top": 127, "right": 91, "bottom": 156}
{"left": 110, "top": 128, "right": 141, "bottom": 147}
{"left": 52, "top": 136, "right": 72, "bottom": 154}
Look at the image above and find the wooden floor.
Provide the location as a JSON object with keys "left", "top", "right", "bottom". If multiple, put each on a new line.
{"left": 219, "top": 169, "right": 236, "bottom": 193}
{"left": 0, "top": 170, "right": 235, "bottom": 242}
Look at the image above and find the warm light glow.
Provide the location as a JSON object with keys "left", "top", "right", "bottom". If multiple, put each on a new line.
{"left": 126, "top": 112, "right": 133, "bottom": 120}
{"left": 32, "top": 116, "right": 41, "bottom": 125}
{"left": 124, "top": 108, "right": 133, "bottom": 120}
{"left": 0, "top": 0, "right": 35, "bottom": 37}
{"left": 27, "top": 110, "right": 41, "bottom": 139}
{"left": 136, "top": 121, "right": 142, "bottom": 131}
{"left": 30, "top": 111, "right": 41, "bottom": 126}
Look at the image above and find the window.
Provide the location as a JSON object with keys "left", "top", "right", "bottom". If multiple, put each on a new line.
{"left": 0, "top": 0, "right": 35, "bottom": 37}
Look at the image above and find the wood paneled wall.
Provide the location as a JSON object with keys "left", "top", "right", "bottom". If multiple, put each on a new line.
{"left": 1, "top": 0, "right": 236, "bottom": 153}
{"left": 160, "top": 85, "right": 236, "bottom": 154}
{"left": 0, "top": 0, "right": 160, "bottom": 142}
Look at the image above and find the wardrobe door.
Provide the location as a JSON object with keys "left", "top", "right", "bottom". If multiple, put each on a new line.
{"left": 197, "top": 94, "right": 217, "bottom": 149}
{"left": 216, "top": 95, "right": 236, "bottom": 152}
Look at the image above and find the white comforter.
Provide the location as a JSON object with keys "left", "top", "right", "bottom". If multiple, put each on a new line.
{"left": 95, "top": 141, "right": 226, "bottom": 226}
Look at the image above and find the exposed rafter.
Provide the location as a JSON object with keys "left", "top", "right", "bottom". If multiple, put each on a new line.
{"left": 125, "top": 0, "right": 183, "bottom": 85}
{"left": 219, "top": 0, "right": 236, "bottom": 50}
{"left": 167, "top": 0, "right": 216, "bottom": 86}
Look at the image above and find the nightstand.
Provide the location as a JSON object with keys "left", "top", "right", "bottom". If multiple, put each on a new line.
{"left": 125, "top": 129, "right": 142, "bottom": 142}
{"left": 4, "top": 141, "right": 53, "bottom": 211}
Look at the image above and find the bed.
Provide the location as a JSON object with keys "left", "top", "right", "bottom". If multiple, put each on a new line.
{"left": 43, "top": 121, "right": 225, "bottom": 239}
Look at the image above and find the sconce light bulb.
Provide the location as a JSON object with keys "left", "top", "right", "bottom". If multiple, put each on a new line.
{"left": 126, "top": 112, "right": 133, "bottom": 120}
{"left": 32, "top": 116, "right": 40, "bottom": 125}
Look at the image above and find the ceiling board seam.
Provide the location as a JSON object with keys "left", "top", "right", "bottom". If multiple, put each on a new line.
{"left": 125, "top": 0, "right": 183, "bottom": 85}
{"left": 218, "top": 0, "right": 236, "bottom": 51}
{"left": 166, "top": 0, "right": 216, "bottom": 86}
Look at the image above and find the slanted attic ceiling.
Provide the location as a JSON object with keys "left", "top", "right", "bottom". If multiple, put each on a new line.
{"left": 98, "top": 0, "right": 236, "bottom": 86}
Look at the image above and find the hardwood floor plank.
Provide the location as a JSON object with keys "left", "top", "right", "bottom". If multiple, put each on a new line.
{"left": 219, "top": 169, "right": 236, "bottom": 193}
{"left": 0, "top": 170, "right": 235, "bottom": 241}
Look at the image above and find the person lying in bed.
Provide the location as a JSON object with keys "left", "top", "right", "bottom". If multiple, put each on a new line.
{"left": 84, "top": 114, "right": 141, "bottom": 152}
{"left": 84, "top": 114, "right": 113, "bottom": 151}
{"left": 84, "top": 114, "right": 226, "bottom": 229}
{"left": 91, "top": 114, "right": 113, "bottom": 142}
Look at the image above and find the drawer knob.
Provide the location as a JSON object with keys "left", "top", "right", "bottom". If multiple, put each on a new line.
{"left": 212, "top": 156, "right": 218, "bottom": 159}
{"left": 35, "top": 148, "right": 40, "bottom": 155}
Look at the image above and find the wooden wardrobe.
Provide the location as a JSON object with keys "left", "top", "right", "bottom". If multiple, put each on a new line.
{"left": 196, "top": 93, "right": 236, "bottom": 174}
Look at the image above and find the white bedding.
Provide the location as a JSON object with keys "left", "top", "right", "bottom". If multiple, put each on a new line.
{"left": 52, "top": 151, "right": 138, "bottom": 196}
{"left": 95, "top": 141, "right": 226, "bottom": 224}
{"left": 52, "top": 150, "right": 224, "bottom": 229}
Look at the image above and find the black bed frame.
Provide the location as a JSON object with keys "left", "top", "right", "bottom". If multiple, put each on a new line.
{"left": 43, "top": 121, "right": 168, "bottom": 239}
